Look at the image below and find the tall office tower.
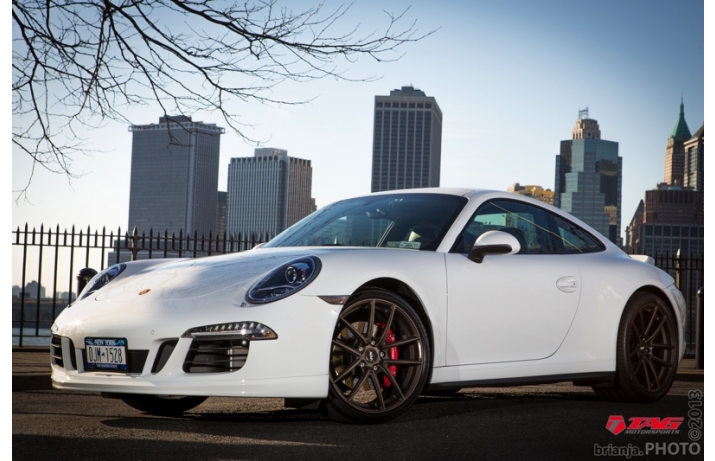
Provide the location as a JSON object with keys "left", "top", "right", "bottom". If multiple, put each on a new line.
{"left": 127, "top": 115, "right": 224, "bottom": 235}
{"left": 554, "top": 110, "right": 622, "bottom": 244}
{"left": 683, "top": 124, "right": 704, "bottom": 191}
{"left": 664, "top": 100, "right": 692, "bottom": 186}
{"left": 371, "top": 86, "right": 442, "bottom": 192}
{"left": 216, "top": 191, "right": 228, "bottom": 237}
{"left": 226, "top": 148, "right": 315, "bottom": 238}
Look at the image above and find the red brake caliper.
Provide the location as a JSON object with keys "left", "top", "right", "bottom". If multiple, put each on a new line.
{"left": 376, "top": 323, "right": 398, "bottom": 388}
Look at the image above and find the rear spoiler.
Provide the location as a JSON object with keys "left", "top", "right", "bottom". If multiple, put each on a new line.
{"left": 629, "top": 254, "right": 655, "bottom": 266}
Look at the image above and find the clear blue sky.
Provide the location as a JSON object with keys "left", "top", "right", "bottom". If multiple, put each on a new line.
{"left": 10, "top": 0, "right": 706, "bottom": 287}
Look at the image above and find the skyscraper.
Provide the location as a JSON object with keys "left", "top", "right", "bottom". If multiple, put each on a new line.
{"left": 664, "top": 99, "right": 692, "bottom": 186}
{"left": 683, "top": 124, "right": 704, "bottom": 191}
{"left": 554, "top": 110, "right": 622, "bottom": 244}
{"left": 624, "top": 105, "right": 704, "bottom": 256}
{"left": 226, "top": 148, "right": 315, "bottom": 238}
{"left": 371, "top": 86, "right": 442, "bottom": 192}
{"left": 127, "top": 115, "right": 224, "bottom": 235}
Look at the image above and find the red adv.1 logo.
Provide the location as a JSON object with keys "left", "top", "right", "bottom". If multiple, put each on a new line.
{"left": 606, "top": 415, "right": 684, "bottom": 435}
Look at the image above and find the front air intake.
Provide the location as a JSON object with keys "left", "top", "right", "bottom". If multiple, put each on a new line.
{"left": 51, "top": 335, "right": 64, "bottom": 368}
{"left": 183, "top": 339, "right": 249, "bottom": 373}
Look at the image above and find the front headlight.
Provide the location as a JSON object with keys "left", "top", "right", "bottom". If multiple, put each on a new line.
{"left": 246, "top": 256, "right": 321, "bottom": 304}
{"left": 78, "top": 263, "right": 127, "bottom": 300}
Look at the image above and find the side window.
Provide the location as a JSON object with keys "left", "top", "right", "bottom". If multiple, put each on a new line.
{"left": 452, "top": 200, "right": 560, "bottom": 254}
{"left": 548, "top": 213, "right": 605, "bottom": 254}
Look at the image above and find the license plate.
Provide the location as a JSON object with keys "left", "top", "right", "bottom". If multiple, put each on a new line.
{"left": 85, "top": 338, "right": 128, "bottom": 371}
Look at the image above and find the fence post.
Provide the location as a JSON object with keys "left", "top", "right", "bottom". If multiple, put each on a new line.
{"left": 675, "top": 249, "right": 682, "bottom": 290}
{"left": 696, "top": 287, "right": 704, "bottom": 369}
{"left": 130, "top": 227, "right": 139, "bottom": 261}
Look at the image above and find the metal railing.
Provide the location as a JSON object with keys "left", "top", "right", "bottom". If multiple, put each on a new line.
{"left": 12, "top": 224, "right": 705, "bottom": 353}
{"left": 648, "top": 251, "right": 704, "bottom": 355}
{"left": 12, "top": 224, "right": 269, "bottom": 346}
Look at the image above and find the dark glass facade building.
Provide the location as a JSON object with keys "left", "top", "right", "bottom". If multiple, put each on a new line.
{"left": 371, "top": 86, "right": 442, "bottom": 192}
{"left": 554, "top": 116, "right": 622, "bottom": 244}
{"left": 127, "top": 115, "right": 224, "bottom": 236}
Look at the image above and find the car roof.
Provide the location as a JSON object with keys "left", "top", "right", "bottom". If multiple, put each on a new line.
{"left": 369, "top": 187, "right": 497, "bottom": 197}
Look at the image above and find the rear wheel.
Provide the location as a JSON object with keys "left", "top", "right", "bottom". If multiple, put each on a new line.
{"left": 120, "top": 395, "right": 208, "bottom": 416}
{"left": 594, "top": 292, "right": 678, "bottom": 402}
{"left": 326, "top": 289, "right": 430, "bottom": 423}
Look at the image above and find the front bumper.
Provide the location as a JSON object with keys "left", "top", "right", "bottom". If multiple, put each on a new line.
{"left": 51, "top": 293, "right": 340, "bottom": 398}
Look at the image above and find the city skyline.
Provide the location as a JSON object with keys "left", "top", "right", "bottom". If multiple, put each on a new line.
{"left": 11, "top": 0, "right": 706, "bottom": 286}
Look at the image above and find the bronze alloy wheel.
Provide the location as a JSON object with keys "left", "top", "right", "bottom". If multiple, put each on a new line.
{"left": 326, "top": 289, "right": 430, "bottom": 423}
{"left": 594, "top": 292, "right": 678, "bottom": 403}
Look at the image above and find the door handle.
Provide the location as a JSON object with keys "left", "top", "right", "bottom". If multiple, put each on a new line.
{"left": 556, "top": 276, "right": 578, "bottom": 293}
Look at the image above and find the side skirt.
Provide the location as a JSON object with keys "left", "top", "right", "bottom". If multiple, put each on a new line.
{"left": 425, "top": 371, "right": 615, "bottom": 391}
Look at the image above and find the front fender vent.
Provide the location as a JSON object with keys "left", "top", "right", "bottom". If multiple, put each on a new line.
{"left": 183, "top": 339, "right": 249, "bottom": 373}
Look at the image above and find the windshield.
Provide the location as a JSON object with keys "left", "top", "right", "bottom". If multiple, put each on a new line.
{"left": 264, "top": 193, "right": 467, "bottom": 251}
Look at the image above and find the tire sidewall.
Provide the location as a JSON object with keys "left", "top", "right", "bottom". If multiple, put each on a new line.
{"left": 327, "top": 288, "right": 431, "bottom": 423}
{"left": 616, "top": 293, "right": 677, "bottom": 402}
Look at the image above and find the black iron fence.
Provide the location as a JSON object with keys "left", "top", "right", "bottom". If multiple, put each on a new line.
{"left": 648, "top": 251, "right": 704, "bottom": 355}
{"left": 12, "top": 224, "right": 704, "bottom": 353}
{"left": 12, "top": 224, "right": 269, "bottom": 346}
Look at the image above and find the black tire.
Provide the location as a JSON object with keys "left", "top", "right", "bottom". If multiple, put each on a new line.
{"left": 120, "top": 395, "right": 208, "bottom": 416}
{"left": 594, "top": 292, "right": 678, "bottom": 403}
{"left": 326, "top": 289, "right": 430, "bottom": 424}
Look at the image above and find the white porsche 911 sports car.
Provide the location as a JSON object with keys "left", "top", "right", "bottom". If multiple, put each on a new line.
{"left": 51, "top": 188, "right": 686, "bottom": 423}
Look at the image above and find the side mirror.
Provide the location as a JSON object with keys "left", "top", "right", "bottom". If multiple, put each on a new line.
{"left": 468, "top": 230, "right": 521, "bottom": 263}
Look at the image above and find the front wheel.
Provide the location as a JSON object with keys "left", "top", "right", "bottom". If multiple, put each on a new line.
{"left": 120, "top": 395, "right": 208, "bottom": 416}
{"left": 594, "top": 292, "right": 678, "bottom": 402}
{"left": 326, "top": 289, "right": 431, "bottom": 423}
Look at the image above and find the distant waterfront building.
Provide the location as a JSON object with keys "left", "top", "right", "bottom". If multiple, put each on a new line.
{"left": 507, "top": 183, "right": 555, "bottom": 205}
{"left": 371, "top": 86, "right": 442, "bottom": 192}
{"left": 663, "top": 99, "right": 692, "bottom": 186}
{"left": 23, "top": 280, "right": 46, "bottom": 299}
{"left": 127, "top": 115, "right": 224, "bottom": 236}
{"left": 554, "top": 110, "right": 622, "bottom": 244}
{"left": 227, "top": 148, "right": 315, "bottom": 238}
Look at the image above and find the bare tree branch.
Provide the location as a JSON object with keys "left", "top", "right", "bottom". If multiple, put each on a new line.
{"left": 12, "top": 0, "right": 433, "bottom": 200}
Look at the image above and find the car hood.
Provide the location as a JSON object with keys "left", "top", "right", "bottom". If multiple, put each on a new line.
{"left": 93, "top": 248, "right": 322, "bottom": 302}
